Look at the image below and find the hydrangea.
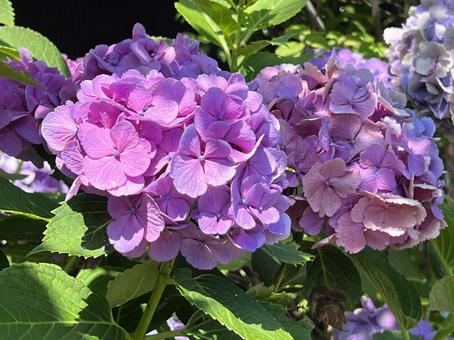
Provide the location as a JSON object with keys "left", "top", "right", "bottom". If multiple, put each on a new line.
{"left": 319, "top": 48, "right": 393, "bottom": 88}
{"left": 252, "top": 54, "right": 445, "bottom": 254}
{"left": 410, "top": 320, "right": 438, "bottom": 340}
{"left": 42, "top": 66, "right": 290, "bottom": 269}
{"left": 332, "top": 296, "right": 398, "bottom": 339}
{"left": 385, "top": 0, "right": 454, "bottom": 120}
{"left": 0, "top": 153, "right": 67, "bottom": 193}
{"left": 80, "top": 23, "right": 219, "bottom": 81}
{"left": 0, "top": 49, "right": 76, "bottom": 160}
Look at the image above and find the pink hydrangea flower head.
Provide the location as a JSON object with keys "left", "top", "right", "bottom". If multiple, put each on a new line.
{"left": 254, "top": 52, "right": 445, "bottom": 253}
{"left": 42, "top": 53, "right": 290, "bottom": 269}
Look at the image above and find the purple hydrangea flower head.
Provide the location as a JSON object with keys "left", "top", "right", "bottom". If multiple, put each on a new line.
{"left": 0, "top": 153, "right": 67, "bottom": 193}
{"left": 333, "top": 296, "right": 398, "bottom": 339}
{"left": 0, "top": 49, "right": 76, "bottom": 160}
{"left": 385, "top": 0, "right": 454, "bottom": 121}
{"left": 335, "top": 49, "right": 392, "bottom": 87}
{"left": 410, "top": 320, "right": 437, "bottom": 340}
{"left": 253, "top": 55, "right": 445, "bottom": 254}
{"left": 42, "top": 47, "right": 290, "bottom": 269}
{"left": 81, "top": 23, "right": 219, "bottom": 81}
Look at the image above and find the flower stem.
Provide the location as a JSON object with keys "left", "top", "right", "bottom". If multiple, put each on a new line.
{"left": 144, "top": 329, "right": 186, "bottom": 340}
{"left": 132, "top": 260, "right": 175, "bottom": 340}
{"left": 400, "top": 327, "right": 410, "bottom": 340}
{"left": 273, "top": 263, "right": 286, "bottom": 292}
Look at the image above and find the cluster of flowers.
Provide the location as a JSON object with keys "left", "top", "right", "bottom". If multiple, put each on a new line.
{"left": 70, "top": 23, "right": 219, "bottom": 82}
{"left": 332, "top": 296, "right": 398, "bottom": 339}
{"left": 41, "top": 25, "right": 291, "bottom": 269}
{"left": 385, "top": 0, "right": 454, "bottom": 121}
{"left": 0, "top": 153, "right": 67, "bottom": 193}
{"left": 334, "top": 296, "right": 442, "bottom": 340}
{"left": 0, "top": 49, "right": 76, "bottom": 160}
{"left": 323, "top": 48, "right": 392, "bottom": 88}
{"left": 252, "top": 53, "right": 445, "bottom": 253}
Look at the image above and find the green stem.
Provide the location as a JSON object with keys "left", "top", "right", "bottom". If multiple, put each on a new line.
{"left": 144, "top": 329, "right": 186, "bottom": 340}
{"left": 63, "top": 256, "right": 78, "bottom": 273}
{"left": 273, "top": 263, "right": 286, "bottom": 292}
{"left": 230, "top": 0, "right": 244, "bottom": 72}
{"left": 400, "top": 327, "right": 410, "bottom": 340}
{"left": 435, "top": 314, "right": 454, "bottom": 340}
{"left": 431, "top": 241, "right": 452, "bottom": 276}
{"left": 132, "top": 260, "right": 175, "bottom": 340}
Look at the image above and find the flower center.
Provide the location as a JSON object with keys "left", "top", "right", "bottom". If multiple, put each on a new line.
{"left": 113, "top": 149, "right": 121, "bottom": 158}
{"left": 198, "top": 155, "right": 206, "bottom": 161}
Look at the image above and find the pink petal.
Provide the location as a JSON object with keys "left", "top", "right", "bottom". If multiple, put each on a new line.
{"left": 41, "top": 107, "right": 78, "bottom": 152}
{"left": 198, "top": 213, "right": 233, "bottom": 234}
{"left": 83, "top": 156, "right": 126, "bottom": 190}
{"left": 335, "top": 213, "right": 366, "bottom": 253}
{"left": 204, "top": 158, "right": 236, "bottom": 187}
{"left": 120, "top": 139, "right": 152, "bottom": 177}
{"left": 145, "top": 97, "right": 179, "bottom": 125}
{"left": 110, "top": 120, "right": 140, "bottom": 151}
{"left": 166, "top": 198, "right": 190, "bottom": 221}
{"left": 108, "top": 176, "right": 144, "bottom": 196}
{"left": 204, "top": 139, "right": 232, "bottom": 159}
{"left": 149, "top": 231, "right": 182, "bottom": 262}
{"left": 142, "top": 195, "right": 165, "bottom": 242}
{"left": 107, "top": 196, "right": 133, "bottom": 218}
{"left": 299, "top": 207, "right": 324, "bottom": 236}
{"left": 235, "top": 206, "right": 256, "bottom": 229}
{"left": 78, "top": 123, "right": 114, "bottom": 158}
{"left": 171, "top": 154, "right": 207, "bottom": 198}
{"left": 177, "top": 124, "right": 201, "bottom": 157}
{"left": 107, "top": 214, "right": 145, "bottom": 254}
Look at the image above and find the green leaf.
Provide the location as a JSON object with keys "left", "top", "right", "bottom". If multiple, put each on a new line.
{"left": 305, "top": 245, "right": 361, "bottom": 309}
{"left": 0, "top": 0, "right": 14, "bottom": 26}
{"left": 0, "top": 45, "right": 19, "bottom": 59}
{"left": 175, "top": 0, "right": 237, "bottom": 54}
{"left": 188, "top": 318, "right": 242, "bottom": 340}
{"left": 350, "top": 248, "right": 422, "bottom": 328}
{"left": 77, "top": 267, "right": 120, "bottom": 297}
{"left": 30, "top": 193, "right": 111, "bottom": 258}
{"left": 259, "top": 301, "right": 313, "bottom": 338}
{"left": 0, "top": 215, "right": 45, "bottom": 242}
{"left": 261, "top": 242, "right": 313, "bottom": 265}
{"left": 240, "top": 51, "right": 313, "bottom": 81}
{"left": 252, "top": 246, "right": 280, "bottom": 286}
{"left": 429, "top": 276, "right": 454, "bottom": 313}
{"left": 275, "top": 41, "right": 306, "bottom": 57}
{"left": 431, "top": 204, "right": 454, "bottom": 276}
{"left": 106, "top": 261, "right": 160, "bottom": 307}
{"left": 0, "top": 60, "right": 41, "bottom": 85}
{"left": 0, "top": 26, "right": 70, "bottom": 76}
{"left": 0, "top": 176, "right": 57, "bottom": 221}
{"left": 236, "top": 40, "right": 270, "bottom": 67}
{"left": 388, "top": 248, "right": 430, "bottom": 299}
{"left": 0, "top": 262, "right": 128, "bottom": 339}
{"left": 175, "top": 269, "right": 296, "bottom": 340}
{"left": 243, "top": 0, "right": 308, "bottom": 41}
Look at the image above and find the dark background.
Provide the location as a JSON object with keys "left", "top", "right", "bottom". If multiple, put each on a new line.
{"left": 12, "top": 0, "right": 189, "bottom": 58}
